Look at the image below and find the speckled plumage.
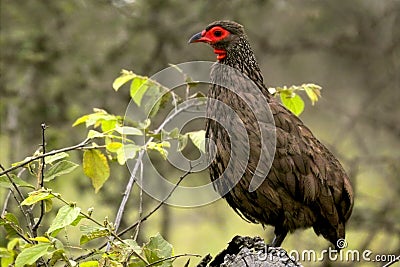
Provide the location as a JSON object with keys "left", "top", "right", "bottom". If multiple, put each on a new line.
{"left": 192, "top": 21, "right": 354, "bottom": 247}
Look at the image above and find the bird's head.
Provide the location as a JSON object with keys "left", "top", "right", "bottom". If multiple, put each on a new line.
{"left": 188, "top": 20, "right": 245, "bottom": 61}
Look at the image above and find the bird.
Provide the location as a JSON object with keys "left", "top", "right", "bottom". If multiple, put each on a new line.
{"left": 188, "top": 20, "right": 354, "bottom": 248}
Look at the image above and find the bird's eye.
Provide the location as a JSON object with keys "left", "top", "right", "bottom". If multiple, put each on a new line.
{"left": 213, "top": 30, "right": 222, "bottom": 37}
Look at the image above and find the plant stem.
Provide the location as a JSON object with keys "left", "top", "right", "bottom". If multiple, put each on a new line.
{"left": 0, "top": 138, "right": 91, "bottom": 177}
{"left": 32, "top": 123, "right": 47, "bottom": 236}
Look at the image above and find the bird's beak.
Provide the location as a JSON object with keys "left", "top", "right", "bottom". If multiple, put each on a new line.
{"left": 188, "top": 31, "right": 211, "bottom": 44}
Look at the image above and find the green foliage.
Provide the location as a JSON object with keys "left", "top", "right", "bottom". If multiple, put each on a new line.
{"left": 79, "top": 225, "right": 109, "bottom": 245}
{"left": 143, "top": 233, "right": 174, "bottom": 267}
{"left": 0, "top": 66, "right": 319, "bottom": 266}
{"left": 47, "top": 205, "right": 81, "bottom": 234}
{"left": 187, "top": 131, "right": 206, "bottom": 153}
{"left": 21, "top": 189, "right": 55, "bottom": 206}
{"left": 269, "top": 83, "right": 322, "bottom": 116}
{"left": 0, "top": 174, "right": 35, "bottom": 189}
{"left": 83, "top": 149, "right": 110, "bottom": 193}
{"left": 44, "top": 160, "right": 79, "bottom": 182}
{"left": 113, "top": 69, "right": 172, "bottom": 117}
{"left": 15, "top": 243, "right": 51, "bottom": 267}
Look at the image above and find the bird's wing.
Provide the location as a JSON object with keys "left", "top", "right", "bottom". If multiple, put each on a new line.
{"left": 266, "top": 98, "right": 353, "bottom": 238}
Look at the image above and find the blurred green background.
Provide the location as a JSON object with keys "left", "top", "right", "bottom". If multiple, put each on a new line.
{"left": 1, "top": 0, "right": 399, "bottom": 266}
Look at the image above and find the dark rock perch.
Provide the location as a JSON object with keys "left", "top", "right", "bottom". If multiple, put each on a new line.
{"left": 196, "top": 236, "right": 303, "bottom": 267}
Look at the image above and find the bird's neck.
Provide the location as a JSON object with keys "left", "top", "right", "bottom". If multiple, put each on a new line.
{"left": 219, "top": 37, "right": 266, "bottom": 90}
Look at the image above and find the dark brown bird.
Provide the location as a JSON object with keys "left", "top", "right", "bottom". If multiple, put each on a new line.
{"left": 189, "top": 21, "right": 354, "bottom": 248}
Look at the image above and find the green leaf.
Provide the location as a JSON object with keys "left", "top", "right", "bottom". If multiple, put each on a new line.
{"left": 1, "top": 213, "right": 19, "bottom": 226}
{"left": 49, "top": 249, "right": 66, "bottom": 266}
{"left": 29, "top": 236, "right": 51, "bottom": 243}
{"left": 45, "top": 152, "right": 69, "bottom": 164}
{"left": 303, "top": 83, "right": 322, "bottom": 105}
{"left": 188, "top": 130, "right": 206, "bottom": 153}
{"left": 1, "top": 213, "right": 20, "bottom": 239}
{"left": 106, "top": 142, "right": 123, "bottom": 153}
{"left": 72, "top": 114, "right": 90, "bottom": 127}
{"left": 70, "top": 214, "right": 86, "bottom": 226}
{"left": 44, "top": 198, "right": 53, "bottom": 213}
{"left": 0, "top": 247, "right": 13, "bottom": 267}
{"left": 79, "top": 261, "right": 100, "bottom": 267}
{"left": 7, "top": 237, "right": 20, "bottom": 251}
{"left": 79, "top": 225, "right": 109, "bottom": 245}
{"left": 44, "top": 160, "right": 79, "bottom": 182}
{"left": 74, "top": 109, "right": 117, "bottom": 129}
{"left": 15, "top": 243, "right": 51, "bottom": 267}
{"left": 113, "top": 69, "right": 136, "bottom": 91}
{"left": 169, "top": 128, "right": 180, "bottom": 139}
{"left": 131, "top": 77, "right": 150, "bottom": 106}
{"left": 178, "top": 134, "right": 189, "bottom": 151}
{"left": 21, "top": 190, "right": 54, "bottom": 206}
{"left": 116, "top": 144, "right": 140, "bottom": 165}
{"left": 143, "top": 233, "right": 173, "bottom": 267}
{"left": 101, "top": 119, "right": 118, "bottom": 132}
{"left": 115, "top": 126, "right": 143, "bottom": 136}
{"left": 280, "top": 93, "right": 305, "bottom": 116}
{"left": 147, "top": 141, "right": 170, "bottom": 160}
{"left": 83, "top": 149, "right": 110, "bottom": 193}
{"left": 87, "top": 130, "right": 104, "bottom": 139}
{"left": 47, "top": 205, "right": 81, "bottom": 234}
{"left": 138, "top": 118, "right": 151, "bottom": 130}
{"left": 0, "top": 174, "right": 35, "bottom": 189}
{"left": 144, "top": 86, "right": 170, "bottom": 118}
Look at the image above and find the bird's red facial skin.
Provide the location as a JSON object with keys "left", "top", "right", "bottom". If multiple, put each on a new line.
{"left": 213, "top": 48, "right": 227, "bottom": 60}
{"left": 199, "top": 26, "right": 230, "bottom": 60}
{"left": 201, "top": 26, "right": 230, "bottom": 43}
{"left": 190, "top": 26, "right": 230, "bottom": 60}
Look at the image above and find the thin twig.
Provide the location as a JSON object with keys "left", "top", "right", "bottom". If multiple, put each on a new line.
{"left": 39, "top": 123, "right": 46, "bottom": 188}
{"left": 133, "top": 161, "right": 144, "bottom": 241}
{"left": 0, "top": 165, "right": 34, "bottom": 233}
{"left": 117, "top": 163, "right": 196, "bottom": 237}
{"left": 0, "top": 164, "right": 25, "bottom": 201}
{"left": 145, "top": 253, "right": 202, "bottom": 267}
{"left": 0, "top": 138, "right": 91, "bottom": 177}
{"left": 1, "top": 191, "right": 12, "bottom": 216}
{"left": 32, "top": 123, "right": 47, "bottom": 236}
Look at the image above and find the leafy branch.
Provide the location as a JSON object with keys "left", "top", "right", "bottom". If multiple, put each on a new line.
{"left": 268, "top": 83, "right": 322, "bottom": 115}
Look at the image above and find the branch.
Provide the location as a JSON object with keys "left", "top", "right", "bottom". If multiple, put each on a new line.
{"left": 0, "top": 138, "right": 91, "bottom": 177}
{"left": 1, "top": 191, "right": 12, "bottom": 216}
{"left": 112, "top": 100, "right": 203, "bottom": 234}
{"left": 117, "top": 163, "right": 195, "bottom": 237}
{"left": 133, "top": 160, "right": 144, "bottom": 241}
{"left": 39, "top": 123, "right": 46, "bottom": 188}
{"left": 32, "top": 123, "right": 47, "bottom": 236}
{"left": 0, "top": 165, "right": 35, "bottom": 233}
{"left": 145, "top": 253, "right": 201, "bottom": 267}
{"left": 73, "top": 166, "right": 194, "bottom": 263}
{"left": 49, "top": 192, "right": 149, "bottom": 265}
{"left": 0, "top": 164, "right": 24, "bottom": 203}
{"left": 0, "top": 216, "right": 33, "bottom": 244}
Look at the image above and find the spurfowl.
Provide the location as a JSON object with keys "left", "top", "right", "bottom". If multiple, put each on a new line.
{"left": 189, "top": 21, "right": 354, "bottom": 248}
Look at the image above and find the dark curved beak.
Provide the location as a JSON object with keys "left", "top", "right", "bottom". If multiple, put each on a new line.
{"left": 188, "top": 31, "right": 203, "bottom": 44}
{"left": 188, "top": 31, "right": 212, "bottom": 44}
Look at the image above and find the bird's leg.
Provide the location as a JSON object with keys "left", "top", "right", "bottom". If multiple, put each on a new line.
{"left": 270, "top": 229, "right": 288, "bottom": 247}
